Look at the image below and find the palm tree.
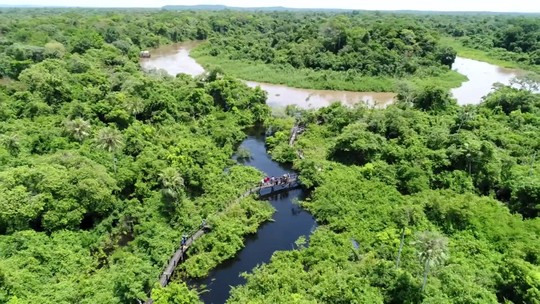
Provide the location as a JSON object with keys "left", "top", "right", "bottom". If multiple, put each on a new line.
{"left": 412, "top": 231, "right": 449, "bottom": 292}
{"left": 159, "top": 167, "right": 184, "bottom": 203}
{"left": 96, "top": 127, "right": 123, "bottom": 153}
{"left": 65, "top": 118, "right": 91, "bottom": 141}
{"left": 126, "top": 99, "right": 145, "bottom": 116}
{"left": 394, "top": 205, "right": 422, "bottom": 269}
{"left": 96, "top": 127, "right": 123, "bottom": 173}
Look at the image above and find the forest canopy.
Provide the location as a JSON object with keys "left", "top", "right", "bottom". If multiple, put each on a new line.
{"left": 0, "top": 8, "right": 274, "bottom": 304}
{"left": 0, "top": 7, "right": 539, "bottom": 304}
{"left": 243, "top": 80, "right": 540, "bottom": 303}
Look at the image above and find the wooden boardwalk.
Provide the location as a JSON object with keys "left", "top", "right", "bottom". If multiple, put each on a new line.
{"left": 145, "top": 175, "right": 299, "bottom": 304}
{"left": 289, "top": 124, "right": 305, "bottom": 159}
{"left": 288, "top": 124, "right": 304, "bottom": 146}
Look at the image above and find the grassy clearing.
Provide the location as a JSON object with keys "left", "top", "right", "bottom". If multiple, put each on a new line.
{"left": 191, "top": 49, "right": 467, "bottom": 92}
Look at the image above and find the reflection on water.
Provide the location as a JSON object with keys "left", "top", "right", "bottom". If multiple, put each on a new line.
{"left": 451, "top": 57, "right": 522, "bottom": 105}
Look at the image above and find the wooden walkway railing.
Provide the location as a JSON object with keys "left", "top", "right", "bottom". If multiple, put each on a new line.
{"left": 145, "top": 175, "right": 299, "bottom": 304}
{"left": 288, "top": 124, "right": 304, "bottom": 146}
{"left": 289, "top": 124, "right": 305, "bottom": 159}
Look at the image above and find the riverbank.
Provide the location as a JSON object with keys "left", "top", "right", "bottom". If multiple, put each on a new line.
{"left": 188, "top": 133, "right": 315, "bottom": 303}
{"left": 227, "top": 86, "right": 540, "bottom": 303}
{"left": 191, "top": 46, "right": 467, "bottom": 93}
{"left": 440, "top": 37, "right": 540, "bottom": 74}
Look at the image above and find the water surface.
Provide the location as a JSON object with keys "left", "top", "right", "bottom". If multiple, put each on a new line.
{"left": 189, "top": 135, "right": 316, "bottom": 303}
{"left": 451, "top": 57, "right": 522, "bottom": 105}
{"left": 140, "top": 42, "right": 394, "bottom": 108}
{"left": 140, "top": 41, "right": 205, "bottom": 77}
{"left": 140, "top": 42, "right": 528, "bottom": 106}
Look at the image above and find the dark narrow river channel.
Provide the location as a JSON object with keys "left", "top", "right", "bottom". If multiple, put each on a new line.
{"left": 190, "top": 133, "right": 316, "bottom": 303}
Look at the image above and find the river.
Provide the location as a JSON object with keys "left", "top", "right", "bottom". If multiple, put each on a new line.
{"left": 139, "top": 42, "right": 522, "bottom": 303}
{"left": 451, "top": 57, "right": 522, "bottom": 105}
{"left": 140, "top": 42, "right": 394, "bottom": 108}
{"left": 190, "top": 132, "right": 316, "bottom": 304}
{"left": 140, "top": 41, "right": 524, "bottom": 107}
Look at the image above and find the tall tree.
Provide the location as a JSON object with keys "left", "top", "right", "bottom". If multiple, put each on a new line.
{"left": 125, "top": 99, "right": 145, "bottom": 116}
{"left": 394, "top": 205, "right": 423, "bottom": 269}
{"left": 96, "top": 127, "right": 123, "bottom": 153}
{"left": 65, "top": 118, "right": 91, "bottom": 142}
{"left": 412, "top": 231, "right": 449, "bottom": 292}
{"left": 159, "top": 167, "right": 184, "bottom": 205}
{"left": 96, "top": 127, "right": 123, "bottom": 173}
{"left": 2, "top": 134, "right": 20, "bottom": 156}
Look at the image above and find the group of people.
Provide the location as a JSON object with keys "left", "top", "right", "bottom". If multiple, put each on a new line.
{"left": 260, "top": 173, "right": 295, "bottom": 187}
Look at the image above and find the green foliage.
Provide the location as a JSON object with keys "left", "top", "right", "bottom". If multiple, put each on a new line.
{"left": 0, "top": 8, "right": 273, "bottom": 303}
{"left": 240, "top": 82, "right": 540, "bottom": 303}
{"left": 195, "top": 13, "right": 455, "bottom": 77}
{"left": 329, "top": 122, "right": 387, "bottom": 165}
{"left": 190, "top": 12, "right": 468, "bottom": 92}
{"left": 0, "top": 153, "right": 117, "bottom": 233}
{"left": 409, "top": 84, "right": 457, "bottom": 112}
{"left": 436, "top": 15, "right": 540, "bottom": 70}
{"left": 152, "top": 282, "right": 201, "bottom": 304}
{"left": 482, "top": 85, "right": 540, "bottom": 114}
{"left": 1, "top": 8, "right": 539, "bottom": 304}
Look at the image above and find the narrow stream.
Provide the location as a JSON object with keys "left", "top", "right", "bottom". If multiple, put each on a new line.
{"left": 140, "top": 42, "right": 526, "bottom": 303}
{"left": 190, "top": 133, "right": 316, "bottom": 303}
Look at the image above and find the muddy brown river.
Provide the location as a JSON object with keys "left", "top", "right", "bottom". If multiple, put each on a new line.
{"left": 140, "top": 41, "right": 523, "bottom": 107}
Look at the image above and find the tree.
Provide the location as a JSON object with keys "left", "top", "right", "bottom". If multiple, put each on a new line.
{"left": 482, "top": 86, "right": 540, "bottom": 114}
{"left": 435, "top": 46, "right": 457, "bottom": 68}
{"left": 44, "top": 41, "right": 66, "bottom": 58}
{"left": 96, "top": 127, "right": 123, "bottom": 173}
{"left": 394, "top": 205, "right": 423, "bottom": 269}
{"left": 125, "top": 98, "right": 145, "bottom": 116}
{"left": 152, "top": 282, "right": 201, "bottom": 304}
{"left": 411, "top": 85, "right": 456, "bottom": 112}
{"left": 412, "top": 231, "right": 449, "bottom": 292}
{"left": 329, "top": 123, "right": 387, "bottom": 165}
{"left": 497, "top": 257, "right": 540, "bottom": 304}
{"left": 2, "top": 134, "right": 21, "bottom": 156}
{"left": 159, "top": 167, "right": 184, "bottom": 204}
{"left": 65, "top": 118, "right": 91, "bottom": 142}
{"left": 96, "top": 127, "right": 123, "bottom": 153}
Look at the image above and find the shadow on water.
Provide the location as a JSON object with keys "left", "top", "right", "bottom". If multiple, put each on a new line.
{"left": 189, "top": 131, "right": 317, "bottom": 304}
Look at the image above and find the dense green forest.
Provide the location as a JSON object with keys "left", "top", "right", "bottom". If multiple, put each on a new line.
{"left": 232, "top": 84, "right": 540, "bottom": 303}
{"left": 429, "top": 14, "right": 540, "bottom": 71}
{"left": 192, "top": 12, "right": 540, "bottom": 90}
{"left": 0, "top": 8, "right": 275, "bottom": 304}
{"left": 0, "top": 7, "right": 539, "bottom": 304}
{"left": 191, "top": 12, "right": 466, "bottom": 92}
